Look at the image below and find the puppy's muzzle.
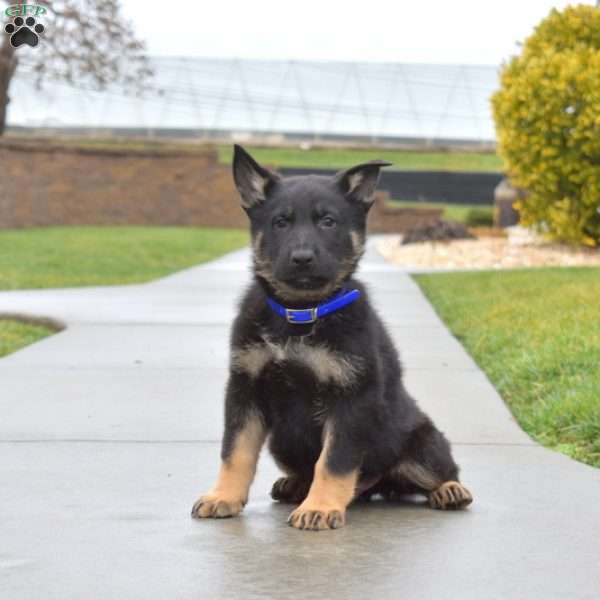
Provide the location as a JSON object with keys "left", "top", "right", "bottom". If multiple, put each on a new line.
{"left": 290, "top": 248, "right": 315, "bottom": 270}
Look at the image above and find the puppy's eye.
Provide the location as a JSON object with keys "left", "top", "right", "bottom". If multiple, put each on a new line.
{"left": 319, "top": 216, "right": 336, "bottom": 229}
{"left": 273, "top": 216, "right": 289, "bottom": 230}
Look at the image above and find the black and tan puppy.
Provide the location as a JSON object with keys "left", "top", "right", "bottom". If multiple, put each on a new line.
{"left": 191, "top": 146, "right": 473, "bottom": 531}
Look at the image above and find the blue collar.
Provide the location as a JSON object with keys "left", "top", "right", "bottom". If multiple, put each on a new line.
{"left": 266, "top": 288, "right": 361, "bottom": 324}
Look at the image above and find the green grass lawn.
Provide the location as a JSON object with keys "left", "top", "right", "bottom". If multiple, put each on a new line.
{"left": 0, "top": 319, "right": 58, "bottom": 358}
{"left": 217, "top": 145, "right": 502, "bottom": 172}
{"left": 5, "top": 135, "right": 502, "bottom": 171}
{"left": 0, "top": 226, "right": 248, "bottom": 356}
{"left": 390, "top": 200, "right": 494, "bottom": 225}
{"left": 0, "top": 226, "right": 248, "bottom": 290}
{"left": 415, "top": 268, "right": 600, "bottom": 468}
{"left": 6, "top": 136, "right": 502, "bottom": 172}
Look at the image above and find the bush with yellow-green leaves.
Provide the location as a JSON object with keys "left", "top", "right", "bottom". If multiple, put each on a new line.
{"left": 492, "top": 4, "right": 600, "bottom": 246}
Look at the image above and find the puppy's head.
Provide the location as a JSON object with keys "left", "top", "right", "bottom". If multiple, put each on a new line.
{"left": 233, "top": 145, "right": 390, "bottom": 303}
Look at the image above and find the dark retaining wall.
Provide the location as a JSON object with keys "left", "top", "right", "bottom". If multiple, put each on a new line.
{"left": 280, "top": 168, "right": 502, "bottom": 205}
{"left": 0, "top": 140, "right": 440, "bottom": 234}
{"left": 0, "top": 141, "right": 248, "bottom": 230}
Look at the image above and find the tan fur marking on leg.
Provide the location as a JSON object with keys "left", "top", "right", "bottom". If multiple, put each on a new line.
{"left": 191, "top": 413, "right": 266, "bottom": 519}
{"left": 394, "top": 460, "right": 442, "bottom": 491}
{"left": 288, "top": 426, "right": 358, "bottom": 531}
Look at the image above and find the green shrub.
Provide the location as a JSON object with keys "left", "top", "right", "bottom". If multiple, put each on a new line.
{"left": 492, "top": 5, "right": 600, "bottom": 246}
{"left": 465, "top": 207, "right": 494, "bottom": 227}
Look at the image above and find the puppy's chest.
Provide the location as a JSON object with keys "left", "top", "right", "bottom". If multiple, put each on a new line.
{"left": 231, "top": 335, "right": 361, "bottom": 389}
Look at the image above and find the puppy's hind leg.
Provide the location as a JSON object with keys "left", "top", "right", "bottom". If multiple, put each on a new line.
{"left": 271, "top": 475, "right": 311, "bottom": 504}
{"left": 391, "top": 419, "right": 473, "bottom": 510}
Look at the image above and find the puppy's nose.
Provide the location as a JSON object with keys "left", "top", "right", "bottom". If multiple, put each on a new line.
{"left": 291, "top": 249, "right": 315, "bottom": 267}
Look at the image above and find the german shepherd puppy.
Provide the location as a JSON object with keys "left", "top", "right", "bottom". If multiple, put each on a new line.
{"left": 191, "top": 145, "right": 473, "bottom": 531}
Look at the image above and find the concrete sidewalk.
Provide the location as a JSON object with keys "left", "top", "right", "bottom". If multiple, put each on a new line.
{"left": 1, "top": 240, "right": 599, "bottom": 600}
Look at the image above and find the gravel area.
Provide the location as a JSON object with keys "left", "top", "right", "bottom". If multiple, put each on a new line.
{"left": 378, "top": 235, "right": 600, "bottom": 270}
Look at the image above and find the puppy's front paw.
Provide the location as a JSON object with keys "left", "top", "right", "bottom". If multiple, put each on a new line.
{"left": 287, "top": 502, "right": 346, "bottom": 531}
{"left": 190, "top": 492, "right": 244, "bottom": 519}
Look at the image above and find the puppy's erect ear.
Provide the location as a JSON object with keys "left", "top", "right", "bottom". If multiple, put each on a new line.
{"left": 335, "top": 160, "right": 392, "bottom": 207}
{"left": 232, "top": 145, "right": 280, "bottom": 209}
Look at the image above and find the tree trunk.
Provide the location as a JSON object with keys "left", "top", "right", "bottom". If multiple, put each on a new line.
{"left": 0, "top": 33, "right": 18, "bottom": 136}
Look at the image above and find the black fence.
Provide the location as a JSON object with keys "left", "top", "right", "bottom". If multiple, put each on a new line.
{"left": 280, "top": 168, "right": 502, "bottom": 206}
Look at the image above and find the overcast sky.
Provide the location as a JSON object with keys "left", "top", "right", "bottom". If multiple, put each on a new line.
{"left": 120, "top": 0, "right": 592, "bottom": 65}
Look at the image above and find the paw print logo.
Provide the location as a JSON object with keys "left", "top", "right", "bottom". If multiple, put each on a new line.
{"left": 4, "top": 16, "right": 45, "bottom": 48}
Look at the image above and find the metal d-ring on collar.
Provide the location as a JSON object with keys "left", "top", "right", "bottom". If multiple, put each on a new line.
{"left": 266, "top": 288, "right": 361, "bottom": 324}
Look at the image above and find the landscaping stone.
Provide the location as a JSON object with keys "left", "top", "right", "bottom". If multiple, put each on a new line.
{"left": 379, "top": 234, "right": 600, "bottom": 270}
{"left": 401, "top": 218, "right": 475, "bottom": 244}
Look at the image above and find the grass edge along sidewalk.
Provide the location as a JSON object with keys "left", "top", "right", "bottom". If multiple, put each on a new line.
{"left": 0, "top": 226, "right": 249, "bottom": 357}
{"left": 415, "top": 267, "right": 600, "bottom": 469}
{"left": 0, "top": 319, "right": 58, "bottom": 359}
